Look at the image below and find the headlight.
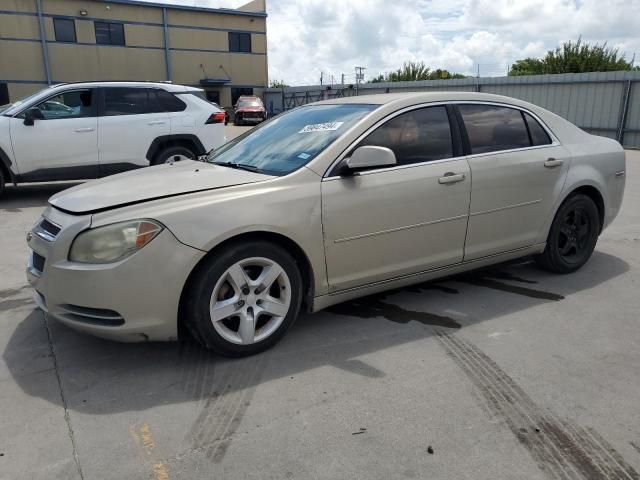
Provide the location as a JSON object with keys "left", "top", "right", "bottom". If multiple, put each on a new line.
{"left": 69, "top": 220, "right": 163, "bottom": 264}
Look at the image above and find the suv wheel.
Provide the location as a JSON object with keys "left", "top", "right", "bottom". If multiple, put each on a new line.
{"left": 0, "top": 168, "right": 5, "bottom": 196}
{"left": 153, "top": 146, "right": 196, "bottom": 165}
{"left": 534, "top": 193, "right": 600, "bottom": 274}
{"left": 183, "top": 241, "right": 303, "bottom": 357}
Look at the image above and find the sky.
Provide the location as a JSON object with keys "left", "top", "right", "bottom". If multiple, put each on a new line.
{"left": 147, "top": 0, "right": 640, "bottom": 85}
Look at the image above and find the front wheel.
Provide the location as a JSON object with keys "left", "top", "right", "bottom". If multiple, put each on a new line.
{"left": 153, "top": 146, "right": 195, "bottom": 165}
{"left": 183, "top": 241, "right": 303, "bottom": 357}
{"left": 534, "top": 193, "right": 600, "bottom": 274}
{"left": 0, "top": 168, "right": 5, "bottom": 197}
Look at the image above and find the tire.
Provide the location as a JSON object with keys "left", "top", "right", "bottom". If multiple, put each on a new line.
{"left": 235, "top": 118, "right": 242, "bottom": 126}
{"left": 0, "top": 168, "right": 5, "bottom": 197}
{"left": 183, "top": 241, "right": 303, "bottom": 357}
{"left": 152, "top": 145, "right": 196, "bottom": 165}
{"left": 534, "top": 193, "right": 600, "bottom": 274}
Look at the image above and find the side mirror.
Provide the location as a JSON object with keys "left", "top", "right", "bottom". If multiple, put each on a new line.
{"left": 342, "top": 146, "right": 397, "bottom": 175}
{"left": 23, "top": 108, "right": 44, "bottom": 126}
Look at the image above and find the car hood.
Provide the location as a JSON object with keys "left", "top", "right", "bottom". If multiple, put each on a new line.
{"left": 49, "top": 160, "right": 274, "bottom": 214}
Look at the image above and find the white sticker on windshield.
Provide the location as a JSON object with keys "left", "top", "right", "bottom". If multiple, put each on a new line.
{"left": 297, "top": 152, "right": 311, "bottom": 160}
{"left": 298, "top": 122, "right": 344, "bottom": 133}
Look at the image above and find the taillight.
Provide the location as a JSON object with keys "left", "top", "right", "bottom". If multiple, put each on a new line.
{"left": 205, "top": 112, "right": 226, "bottom": 124}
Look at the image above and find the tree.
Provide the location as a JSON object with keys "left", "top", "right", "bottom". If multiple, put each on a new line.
{"left": 269, "top": 79, "right": 288, "bottom": 88}
{"left": 369, "top": 61, "right": 466, "bottom": 83}
{"left": 509, "top": 38, "right": 633, "bottom": 76}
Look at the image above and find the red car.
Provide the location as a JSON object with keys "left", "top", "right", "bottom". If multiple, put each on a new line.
{"left": 234, "top": 96, "right": 267, "bottom": 126}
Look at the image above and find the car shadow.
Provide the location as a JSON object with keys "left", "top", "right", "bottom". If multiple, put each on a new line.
{"left": 0, "top": 182, "right": 81, "bottom": 210}
{"left": 1, "top": 251, "right": 629, "bottom": 417}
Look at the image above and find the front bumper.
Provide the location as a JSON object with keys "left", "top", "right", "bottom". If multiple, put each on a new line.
{"left": 26, "top": 206, "right": 205, "bottom": 342}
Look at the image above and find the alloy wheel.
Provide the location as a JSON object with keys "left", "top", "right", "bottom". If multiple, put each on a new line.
{"left": 557, "top": 207, "right": 591, "bottom": 260}
{"left": 209, "top": 257, "right": 292, "bottom": 345}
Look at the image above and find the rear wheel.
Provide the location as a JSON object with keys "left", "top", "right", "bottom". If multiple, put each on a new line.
{"left": 534, "top": 193, "right": 600, "bottom": 274}
{"left": 184, "top": 241, "right": 303, "bottom": 357}
{"left": 153, "top": 145, "right": 195, "bottom": 165}
{"left": 0, "top": 168, "right": 5, "bottom": 197}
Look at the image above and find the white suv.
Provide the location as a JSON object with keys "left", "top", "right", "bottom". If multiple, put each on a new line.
{"left": 0, "top": 81, "right": 226, "bottom": 195}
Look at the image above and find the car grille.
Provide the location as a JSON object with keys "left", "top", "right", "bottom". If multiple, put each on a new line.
{"left": 58, "top": 304, "right": 125, "bottom": 327}
{"left": 242, "top": 112, "right": 262, "bottom": 118}
{"left": 32, "top": 251, "right": 46, "bottom": 273}
{"left": 35, "top": 218, "right": 61, "bottom": 242}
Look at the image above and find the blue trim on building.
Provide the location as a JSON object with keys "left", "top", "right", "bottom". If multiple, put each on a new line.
{"left": 0, "top": 37, "right": 265, "bottom": 55}
{"left": 0, "top": 37, "right": 40, "bottom": 43}
{"left": 170, "top": 47, "right": 266, "bottom": 56}
{"left": 0, "top": 10, "right": 266, "bottom": 35}
{"left": 166, "top": 24, "right": 266, "bottom": 35}
{"left": 0, "top": 79, "right": 49, "bottom": 85}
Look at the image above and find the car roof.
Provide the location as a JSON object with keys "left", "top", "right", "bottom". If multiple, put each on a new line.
{"left": 49, "top": 81, "right": 202, "bottom": 93}
{"left": 311, "top": 91, "right": 536, "bottom": 109}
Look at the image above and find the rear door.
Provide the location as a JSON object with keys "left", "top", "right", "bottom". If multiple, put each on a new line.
{"left": 457, "top": 103, "right": 571, "bottom": 260}
{"left": 9, "top": 88, "right": 98, "bottom": 181}
{"left": 97, "top": 87, "right": 170, "bottom": 175}
{"left": 322, "top": 105, "right": 471, "bottom": 291}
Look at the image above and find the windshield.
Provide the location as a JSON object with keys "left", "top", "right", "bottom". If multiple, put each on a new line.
{"left": 237, "top": 99, "right": 262, "bottom": 108}
{"left": 1, "top": 87, "right": 53, "bottom": 116}
{"left": 207, "top": 104, "right": 377, "bottom": 175}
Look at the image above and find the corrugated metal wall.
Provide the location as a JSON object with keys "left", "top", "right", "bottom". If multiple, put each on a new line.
{"left": 263, "top": 71, "right": 640, "bottom": 147}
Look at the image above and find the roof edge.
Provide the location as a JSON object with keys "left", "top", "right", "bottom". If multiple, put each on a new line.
{"left": 94, "top": 0, "right": 267, "bottom": 17}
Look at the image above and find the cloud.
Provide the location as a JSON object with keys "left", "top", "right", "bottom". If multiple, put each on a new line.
{"left": 142, "top": 0, "right": 640, "bottom": 84}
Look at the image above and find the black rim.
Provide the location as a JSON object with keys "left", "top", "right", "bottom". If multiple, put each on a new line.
{"left": 557, "top": 207, "right": 591, "bottom": 261}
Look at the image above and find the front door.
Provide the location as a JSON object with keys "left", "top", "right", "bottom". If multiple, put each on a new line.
{"left": 457, "top": 104, "right": 571, "bottom": 260}
{"left": 322, "top": 105, "right": 471, "bottom": 292}
{"left": 10, "top": 88, "right": 98, "bottom": 181}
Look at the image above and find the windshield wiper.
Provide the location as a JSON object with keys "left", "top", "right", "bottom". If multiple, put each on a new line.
{"left": 212, "top": 161, "right": 263, "bottom": 173}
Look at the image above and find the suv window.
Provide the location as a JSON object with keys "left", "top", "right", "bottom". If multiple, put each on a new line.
{"left": 459, "top": 104, "right": 531, "bottom": 154}
{"left": 357, "top": 106, "right": 453, "bottom": 166}
{"left": 523, "top": 112, "right": 552, "bottom": 146}
{"left": 32, "top": 90, "right": 95, "bottom": 120}
{"left": 103, "top": 88, "right": 184, "bottom": 115}
{"left": 154, "top": 89, "right": 186, "bottom": 112}
{"left": 103, "top": 88, "right": 149, "bottom": 115}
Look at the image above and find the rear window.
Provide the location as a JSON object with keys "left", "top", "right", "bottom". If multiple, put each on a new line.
{"left": 523, "top": 112, "right": 552, "bottom": 146}
{"left": 459, "top": 104, "right": 531, "bottom": 154}
{"left": 237, "top": 98, "right": 262, "bottom": 108}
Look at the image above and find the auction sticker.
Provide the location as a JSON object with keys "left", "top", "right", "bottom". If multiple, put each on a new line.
{"left": 299, "top": 122, "right": 344, "bottom": 133}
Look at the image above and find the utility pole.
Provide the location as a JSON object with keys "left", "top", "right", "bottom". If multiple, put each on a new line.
{"left": 355, "top": 66, "right": 366, "bottom": 95}
{"left": 320, "top": 72, "right": 323, "bottom": 86}
{"left": 341, "top": 73, "right": 345, "bottom": 85}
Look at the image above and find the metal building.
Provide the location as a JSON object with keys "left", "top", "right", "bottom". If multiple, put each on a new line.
{"left": 0, "top": 0, "right": 268, "bottom": 108}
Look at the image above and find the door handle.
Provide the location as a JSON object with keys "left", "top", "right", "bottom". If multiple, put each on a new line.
{"left": 147, "top": 120, "right": 167, "bottom": 126}
{"left": 544, "top": 158, "right": 564, "bottom": 168}
{"left": 438, "top": 172, "right": 466, "bottom": 185}
{"left": 74, "top": 127, "right": 95, "bottom": 133}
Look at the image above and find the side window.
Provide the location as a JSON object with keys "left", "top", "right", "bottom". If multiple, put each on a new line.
{"left": 103, "top": 88, "right": 153, "bottom": 116}
{"left": 357, "top": 106, "right": 453, "bottom": 166}
{"left": 154, "top": 89, "right": 187, "bottom": 112}
{"left": 54, "top": 18, "right": 76, "bottom": 43}
{"left": 523, "top": 112, "right": 552, "bottom": 146}
{"left": 459, "top": 105, "right": 530, "bottom": 154}
{"left": 229, "top": 32, "right": 251, "bottom": 53}
{"left": 33, "top": 90, "right": 94, "bottom": 120}
{"left": 95, "top": 22, "right": 125, "bottom": 46}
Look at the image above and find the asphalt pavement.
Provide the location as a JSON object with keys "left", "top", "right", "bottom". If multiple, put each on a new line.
{"left": 0, "top": 140, "right": 638, "bottom": 480}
